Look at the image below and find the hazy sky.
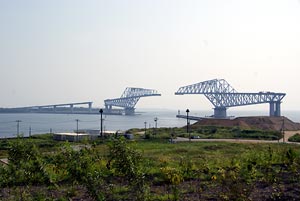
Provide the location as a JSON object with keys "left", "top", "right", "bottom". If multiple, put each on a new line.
{"left": 1, "top": 0, "right": 300, "bottom": 112}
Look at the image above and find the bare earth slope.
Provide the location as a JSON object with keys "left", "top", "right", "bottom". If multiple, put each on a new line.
{"left": 191, "top": 116, "right": 300, "bottom": 131}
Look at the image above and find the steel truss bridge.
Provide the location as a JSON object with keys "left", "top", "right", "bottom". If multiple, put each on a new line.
{"left": 175, "top": 79, "right": 286, "bottom": 118}
{"left": 104, "top": 87, "right": 161, "bottom": 115}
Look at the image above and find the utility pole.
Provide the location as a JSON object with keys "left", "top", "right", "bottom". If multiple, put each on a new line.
{"left": 144, "top": 121, "right": 147, "bottom": 137}
{"left": 29, "top": 126, "right": 31, "bottom": 137}
{"left": 16, "top": 120, "right": 21, "bottom": 136}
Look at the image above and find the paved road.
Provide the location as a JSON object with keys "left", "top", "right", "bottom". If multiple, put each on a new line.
{"left": 173, "top": 130, "right": 300, "bottom": 145}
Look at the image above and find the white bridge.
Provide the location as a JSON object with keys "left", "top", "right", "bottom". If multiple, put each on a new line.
{"left": 175, "top": 79, "right": 286, "bottom": 118}
{"left": 104, "top": 87, "right": 161, "bottom": 115}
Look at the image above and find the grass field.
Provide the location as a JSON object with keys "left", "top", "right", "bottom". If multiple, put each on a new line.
{"left": 1, "top": 129, "right": 300, "bottom": 200}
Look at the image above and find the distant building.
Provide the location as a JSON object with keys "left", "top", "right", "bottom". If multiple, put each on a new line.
{"left": 53, "top": 133, "right": 93, "bottom": 142}
{"left": 53, "top": 130, "right": 125, "bottom": 142}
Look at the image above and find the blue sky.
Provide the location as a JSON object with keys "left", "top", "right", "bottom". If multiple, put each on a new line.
{"left": 1, "top": 0, "right": 300, "bottom": 112}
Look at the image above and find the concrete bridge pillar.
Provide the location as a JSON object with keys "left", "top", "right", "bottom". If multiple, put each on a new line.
{"left": 53, "top": 106, "right": 57, "bottom": 113}
{"left": 269, "top": 102, "right": 275, "bottom": 116}
{"left": 214, "top": 107, "right": 227, "bottom": 119}
{"left": 70, "top": 104, "right": 74, "bottom": 113}
{"left": 269, "top": 102, "right": 281, "bottom": 116}
{"left": 105, "top": 104, "right": 112, "bottom": 113}
{"left": 125, "top": 107, "right": 135, "bottom": 115}
{"left": 275, "top": 102, "right": 281, "bottom": 116}
{"left": 88, "top": 102, "right": 92, "bottom": 113}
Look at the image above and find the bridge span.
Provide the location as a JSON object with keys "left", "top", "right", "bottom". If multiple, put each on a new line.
{"left": 34, "top": 102, "right": 93, "bottom": 113}
{"left": 1, "top": 102, "right": 97, "bottom": 114}
{"left": 175, "top": 79, "right": 286, "bottom": 118}
{"left": 104, "top": 87, "right": 161, "bottom": 115}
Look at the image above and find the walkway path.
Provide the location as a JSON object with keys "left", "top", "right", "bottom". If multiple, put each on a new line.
{"left": 173, "top": 130, "right": 300, "bottom": 145}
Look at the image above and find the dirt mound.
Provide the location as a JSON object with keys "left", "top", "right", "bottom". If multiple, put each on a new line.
{"left": 192, "top": 116, "right": 300, "bottom": 131}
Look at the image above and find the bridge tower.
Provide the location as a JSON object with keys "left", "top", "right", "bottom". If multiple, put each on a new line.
{"left": 175, "top": 79, "right": 286, "bottom": 118}
{"left": 104, "top": 87, "right": 161, "bottom": 115}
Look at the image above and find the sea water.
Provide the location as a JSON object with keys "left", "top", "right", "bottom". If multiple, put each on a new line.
{"left": 0, "top": 109, "right": 299, "bottom": 138}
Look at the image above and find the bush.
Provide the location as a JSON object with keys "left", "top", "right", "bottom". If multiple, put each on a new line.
{"left": 288, "top": 133, "right": 300, "bottom": 142}
{"left": 5, "top": 138, "right": 49, "bottom": 186}
{"left": 108, "top": 137, "right": 150, "bottom": 200}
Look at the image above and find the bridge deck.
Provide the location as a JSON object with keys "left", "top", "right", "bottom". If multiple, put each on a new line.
{"left": 176, "top": 115, "right": 203, "bottom": 121}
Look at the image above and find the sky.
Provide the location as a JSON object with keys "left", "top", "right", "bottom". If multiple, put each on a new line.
{"left": 0, "top": 0, "right": 300, "bottom": 112}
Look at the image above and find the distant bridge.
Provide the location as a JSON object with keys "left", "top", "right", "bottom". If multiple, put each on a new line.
{"left": 104, "top": 87, "right": 161, "bottom": 115}
{"left": 3, "top": 102, "right": 96, "bottom": 114}
{"left": 175, "top": 79, "right": 286, "bottom": 118}
{"left": 35, "top": 102, "right": 93, "bottom": 113}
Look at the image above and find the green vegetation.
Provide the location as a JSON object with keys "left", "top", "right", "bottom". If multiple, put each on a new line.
{"left": 192, "top": 125, "right": 282, "bottom": 140}
{"left": 289, "top": 133, "right": 300, "bottom": 142}
{"left": 0, "top": 133, "right": 65, "bottom": 158}
{"left": 129, "top": 125, "right": 282, "bottom": 140}
{"left": 0, "top": 128, "right": 299, "bottom": 200}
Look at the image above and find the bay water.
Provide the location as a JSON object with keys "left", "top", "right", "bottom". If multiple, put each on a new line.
{"left": 0, "top": 109, "right": 300, "bottom": 138}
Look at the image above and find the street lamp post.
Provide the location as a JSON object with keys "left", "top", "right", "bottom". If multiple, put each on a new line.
{"left": 75, "top": 119, "right": 79, "bottom": 134}
{"left": 99, "top": 109, "right": 103, "bottom": 137}
{"left": 75, "top": 119, "right": 79, "bottom": 141}
{"left": 186, "top": 109, "right": 190, "bottom": 141}
{"left": 154, "top": 117, "right": 158, "bottom": 136}
{"left": 282, "top": 116, "right": 285, "bottom": 143}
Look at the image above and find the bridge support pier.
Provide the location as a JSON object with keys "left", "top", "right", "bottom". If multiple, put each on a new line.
{"left": 275, "top": 102, "right": 281, "bottom": 116}
{"left": 105, "top": 105, "right": 112, "bottom": 113}
{"left": 70, "top": 104, "right": 74, "bottom": 113}
{"left": 124, "top": 108, "right": 135, "bottom": 115}
{"left": 269, "top": 102, "right": 275, "bottom": 116}
{"left": 214, "top": 107, "right": 227, "bottom": 119}
{"left": 269, "top": 102, "right": 281, "bottom": 117}
{"left": 88, "top": 103, "right": 92, "bottom": 113}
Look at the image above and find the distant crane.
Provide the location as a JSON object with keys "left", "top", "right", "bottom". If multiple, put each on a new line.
{"left": 175, "top": 79, "right": 286, "bottom": 118}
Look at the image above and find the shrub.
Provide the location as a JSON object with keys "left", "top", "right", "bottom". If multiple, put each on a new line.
{"left": 6, "top": 138, "right": 49, "bottom": 185}
{"left": 288, "top": 133, "right": 300, "bottom": 142}
{"left": 108, "top": 137, "right": 149, "bottom": 200}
